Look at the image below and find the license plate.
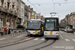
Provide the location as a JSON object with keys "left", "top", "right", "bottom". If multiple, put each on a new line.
{"left": 35, "top": 30, "right": 38, "bottom": 34}
{"left": 50, "top": 32, "right": 53, "bottom": 35}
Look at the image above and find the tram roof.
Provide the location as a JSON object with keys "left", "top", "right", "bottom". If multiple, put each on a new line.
{"left": 45, "top": 16, "right": 59, "bottom": 18}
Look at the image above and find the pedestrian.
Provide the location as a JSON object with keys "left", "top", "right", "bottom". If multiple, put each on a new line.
{"left": 4, "top": 27, "right": 7, "bottom": 34}
{"left": 8, "top": 28, "right": 10, "bottom": 34}
{"left": 1, "top": 28, "right": 4, "bottom": 36}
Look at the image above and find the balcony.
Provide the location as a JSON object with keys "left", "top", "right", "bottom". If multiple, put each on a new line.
{"left": 0, "top": 6, "right": 8, "bottom": 12}
{"left": 7, "top": 0, "right": 10, "bottom": 3}
{"left": 14, "top": 11, "right": 17, "bottom": 16}
{"left": 0, "top": 6, "right": 17, "bottom": 16}
{"left": 10, "top": 10, "right": 13, "bottom": 14}
{"left": 25, "top": 13, "right": 28, "bottom": 16}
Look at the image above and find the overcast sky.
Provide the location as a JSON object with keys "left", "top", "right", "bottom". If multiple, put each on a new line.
{"left": 23, "top": 0, "right": 75, "bottom": 21}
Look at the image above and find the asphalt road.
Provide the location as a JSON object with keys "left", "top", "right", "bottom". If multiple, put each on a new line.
{"left": 0, "top": 31, "right": 75, "bottom": 50}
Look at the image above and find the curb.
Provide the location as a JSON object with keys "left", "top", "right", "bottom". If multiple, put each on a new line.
{"left": 0, "top": 31, "right": 26, "bottom": 37}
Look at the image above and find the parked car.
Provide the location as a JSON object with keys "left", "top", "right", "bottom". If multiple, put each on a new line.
{"left": 64, "top": 29, "right": 68, "bottom": 32}
{"left": 67, "top": 29, "right": 73, "bottom": 33}
{"left": 61, "top": 29, "right": 65, "bottom": 31}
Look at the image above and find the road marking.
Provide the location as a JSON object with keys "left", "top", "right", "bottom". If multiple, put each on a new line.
{"left": 33, "top": 38, "right": 39, "bottom": 40}
{"left": 65, "top": 39, "right": 70, "bottom": 41}
{"left": 0, "top": 38, "right": 6, "bottom": 40}
{"left": 15, "top": 34, "right": 25, "bottom": 38}
{"left": 60, "top": 34, "right": 64, "bottom": 39}
{"left": 41, "top": 38, "right": 45, "bottom": 40}
{"left": 24, "top": 38, "right": 33, "bottom": 40}
{"left": 72, "top": 39, "right": 75, "bottom": 41}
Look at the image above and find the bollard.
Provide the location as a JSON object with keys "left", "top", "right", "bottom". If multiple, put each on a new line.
{"left": 16, "top": 31, "right": 18, "bottom": 35}
{"left": 74, "top": 32, "right": 75, "bottom": 34}
{"left": 11, "top": 31, "right": 14, "bottom": 37}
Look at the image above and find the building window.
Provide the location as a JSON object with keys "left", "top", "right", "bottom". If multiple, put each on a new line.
{"left": 12, "top": 0, "right": 14, "bottom": 2}
{"left": 17, "top": 0, "right": 19, "bottom": 6}
{"left": 0, "top": 18, "right": 3, "bottom": 28}
{"left": 17, "top": 9, "right": 18, "bottom": 14}
{"left": 1, "top": 0, "right": 4, "bottom": 6}
{"left": 7, "top": 19, "right": 9, "bottom": 22}
{"left": 0, "top": 19, "right": 3, "bottom": 21}
{"left": 7, "top": 2, "right": 10, "bottom": 9}
{"left": 12, "top": 5, "right": 14, "bottom": 9}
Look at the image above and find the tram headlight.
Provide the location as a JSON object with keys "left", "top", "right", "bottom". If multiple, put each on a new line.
{"left": 55, "top": 33, "right": 59, "bottom": 34}
{"left": 45, "top": 32, "right": 48, "bottom": 34}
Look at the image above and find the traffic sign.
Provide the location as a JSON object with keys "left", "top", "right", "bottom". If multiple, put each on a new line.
{"left": 74, "top": 24, "right": 75, "bottom": 27}
{"left": 6, "top": 22, "right": 9, "bottom": 25}
{"left": 73, "top": 21, "right": 75, "bottom": 24}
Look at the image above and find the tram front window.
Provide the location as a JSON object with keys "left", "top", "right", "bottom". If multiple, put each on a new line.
{"left": 45, "top": 19, "right": 59, "bottom": 31}
{"left": 45, "top": 22, "right": 54, "bottom": 31}
{"left": 27, "top": 21, "right": 41, "bottom": 30}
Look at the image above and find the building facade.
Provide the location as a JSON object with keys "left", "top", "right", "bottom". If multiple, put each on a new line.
{"left": 65, "top": 14, "right": 69, "bottom": 26}
{"left": 24, "top": 5, "right": 28, "bottom": 24}
{"left": 31, "top": 11, "right": 36, "bottom": 19}
{"left": 26, "top": 5, "right": 33, "bottom": 20}
{"left": 60, "top": 12, "right": 75, "bottom": 29}
{"left": 36, "top": 13, "right": 41, "bottom": 19}
{"left": 41, "top": 16, "right": 45, "bottom": 21}
{"left": 0, "top": 0, "right": 30, "bottom": 29}
{"left": 60, "top": 19, "right": 66, "bottom": 27}
{"left": 68, "top": 12, "right": 75, "bottom": 29}
{"left": 16, "top": 0, "right": 22, "bottom": 26}
{"left": 0, "top": 0, "right": 20, "bottom": 29}
{"left": 0, "top": 0, "right": 41, "bottom": 29}
{"left": 21, "top": 0, "right": 25, "bottom": 25}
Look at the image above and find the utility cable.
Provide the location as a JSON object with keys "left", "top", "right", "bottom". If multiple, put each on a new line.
{"left": 27, "top": 0, "right": 41, "bottom": 13}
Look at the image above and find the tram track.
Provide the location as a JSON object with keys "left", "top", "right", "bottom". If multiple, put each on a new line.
{"left": 0, "top": 36, "right": 35, "bottom": 48}
{"left": 35, "top": 39, "right": 56, "bottom": 50}
{"left": 19, "top": 38, "right": 48, "bottom": 50}
{"left": 0, "top": 36, "right": 29, "bottom": 45}
{"left": 19, "top": 39, "right": 56, "bottom": 50}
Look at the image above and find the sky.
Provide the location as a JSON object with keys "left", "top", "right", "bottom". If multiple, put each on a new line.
{"left": 23, "top": 0, "right": 75, "bottom": 21}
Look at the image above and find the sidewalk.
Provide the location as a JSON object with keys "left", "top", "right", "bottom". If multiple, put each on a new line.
{"left": 0, "top": 30, "right": 26, "bottom": 36}
{"left": 0, "top": 31, "right": 26, "bottom": 39}
{"left": 0, "top": 32, "right": 27, "bottom": 47}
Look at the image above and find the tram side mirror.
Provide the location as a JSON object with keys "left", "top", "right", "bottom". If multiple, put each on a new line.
{"left": 44, "top": 26, "right": 46, "bottom": 30}
{"left": 42, "top": 27, "right": 44, "bottom": 31}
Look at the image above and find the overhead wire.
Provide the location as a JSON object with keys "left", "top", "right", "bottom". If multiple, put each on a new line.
{"left": 27, "top": 0, "right": 40, "bottom": 13}
{"left": 52, "top": 0, "right": 55, "bottom": 4}
{"left": 52, "top": 0, "right": 55, "bottom": 11}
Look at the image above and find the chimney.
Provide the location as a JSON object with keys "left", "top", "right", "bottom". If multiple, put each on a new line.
{"left": 28, "top": 5, "right": 30, "bottom": 8}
